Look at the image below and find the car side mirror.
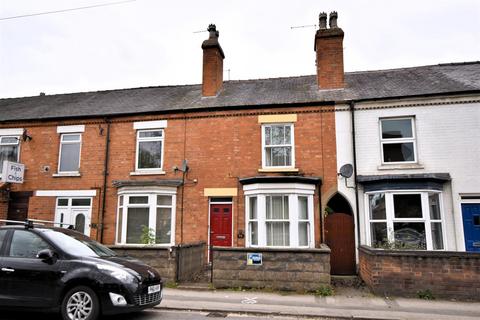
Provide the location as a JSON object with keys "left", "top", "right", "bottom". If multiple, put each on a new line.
{"left": 37, "top": 249, "right": 55, "bottom": 261}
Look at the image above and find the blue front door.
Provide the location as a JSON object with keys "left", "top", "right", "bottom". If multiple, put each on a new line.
{"left": 462, "top": 203, "right": 480, "bottom": 252}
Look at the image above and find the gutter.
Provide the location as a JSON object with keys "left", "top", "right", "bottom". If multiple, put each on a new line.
{"left": 100, "top": 118, "right": 111, "bottom": 243}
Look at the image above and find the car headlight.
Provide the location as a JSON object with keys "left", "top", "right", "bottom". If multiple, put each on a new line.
{"left": 97, "top": 264, "right": 137, "bottom": 282}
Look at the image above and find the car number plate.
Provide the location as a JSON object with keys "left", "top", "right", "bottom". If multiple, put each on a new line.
{"left": 148, "top": 284, "right": 161, "bottom": 294}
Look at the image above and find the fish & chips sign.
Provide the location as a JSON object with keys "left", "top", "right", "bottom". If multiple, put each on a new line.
{"left": 1, "top": 161, "right": 25, "bottom": 184}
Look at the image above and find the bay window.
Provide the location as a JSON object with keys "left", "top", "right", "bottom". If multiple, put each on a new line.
{"left": 116, "top": 190, "right": 175, "bottom": 245}
{"left": 245, "top": 183, "right": 314, "bottom": 248}
{"left": 367, "top": 191, "right": 445, "bottom": 250}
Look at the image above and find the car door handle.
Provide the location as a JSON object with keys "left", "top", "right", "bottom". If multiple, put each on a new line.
{"left": 1, "top": 267, "right": 15, "bottom": 272}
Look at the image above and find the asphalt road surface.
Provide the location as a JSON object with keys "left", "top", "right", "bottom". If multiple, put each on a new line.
{"left": 0, "top": 309, "right": 312, "bottom": 320}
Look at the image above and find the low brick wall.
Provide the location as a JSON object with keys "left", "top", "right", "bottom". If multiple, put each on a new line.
{"left": 212, "top": 246, "right": 331, "bottom": 291}
{"left": 111, "top": 242, "right": 206, "bottom": 283}
{"left": 359, "top": 245, "right": 480, "bottom": 300}
{"left": 177, "top": 242, "right": 206, "bottom": 282}
{"left": 111, "top": 246, "right": 177, "bottom": 282}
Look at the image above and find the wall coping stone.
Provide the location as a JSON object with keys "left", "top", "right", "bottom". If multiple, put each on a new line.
{"left": 213, "top": 244, "right": 330, "bottom": 254}
{"left": 109, "top": 245, "right": 171, "bottom": 250}
{"left": 109, "top": 241, "right": 206, "bottom": 250}
{"left": 359, "top": 245, "right": 480, "bottom": 259}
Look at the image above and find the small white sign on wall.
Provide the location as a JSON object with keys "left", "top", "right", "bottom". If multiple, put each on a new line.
{"left": 1, "top": 161, "right": 25, "bottom": 184}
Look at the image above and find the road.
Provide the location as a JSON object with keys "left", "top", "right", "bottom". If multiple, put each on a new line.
{"left": 0, "top": 308, "right": 314, "bottom": 320}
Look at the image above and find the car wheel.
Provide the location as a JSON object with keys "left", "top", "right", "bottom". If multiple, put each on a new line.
{"left": 61, "top": 286, "right": 100, "bottom": 320}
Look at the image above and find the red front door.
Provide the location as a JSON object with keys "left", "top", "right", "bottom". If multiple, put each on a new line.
{"left": 210, "top": 203, "right": 232, "bottom": 247}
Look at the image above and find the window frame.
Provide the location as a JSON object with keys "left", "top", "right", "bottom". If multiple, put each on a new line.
{"left": 116, "top": 189, "right": 176, "bottom": 246}
{"left": 261, "top": 123, "right": 295, "bottom": 169}
{"left": 135, "top": 129, "right": 165, "bottom": 172}
{"left": 379, "top": 117, "right": 417, "bottom": 164}
{"left": 365, "top": 190, "right": 446, "bottom": 250}
{"left": 244, "top": 183, "right": 314, "bottom": 249}
{"left": 0, "top": 135, "right": 20, "bottom": 176}
{"left": 58, "top": 133, "right": 82, "bottom": 174}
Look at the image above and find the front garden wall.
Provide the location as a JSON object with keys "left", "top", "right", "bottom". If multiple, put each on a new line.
{"left": 359, "top": 245, "right": 480, "bottom": 300}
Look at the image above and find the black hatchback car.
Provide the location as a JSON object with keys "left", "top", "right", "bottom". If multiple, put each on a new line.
{"left": 0, "top": 222, "right": 162, "bottom": 320}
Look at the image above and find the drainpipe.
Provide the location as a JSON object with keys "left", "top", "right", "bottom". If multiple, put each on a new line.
{"left": 100, "top": 118, "right": 111, "bottom": 244}
{"left": 349, "top": 101, "right": 361, "bottom": 254}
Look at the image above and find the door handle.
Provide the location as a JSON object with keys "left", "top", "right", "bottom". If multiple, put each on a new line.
{"left": 1, "top": 267, "right": 15, "bottom": 272}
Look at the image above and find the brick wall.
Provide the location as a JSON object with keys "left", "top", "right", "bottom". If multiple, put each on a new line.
{"left": 359, "top": 245, "right": 480, "bottom": 300}
{"left": 111, "top": 246, "right": 177, "bottom": 283}
{"left": 111, "top": 242, "right": 206, "bottom": 283}
{"left": 212, "top": 246, "right": 331, "bottom": 291}
{"left": 0, "top": 105, "right": 338, "bottom": 249}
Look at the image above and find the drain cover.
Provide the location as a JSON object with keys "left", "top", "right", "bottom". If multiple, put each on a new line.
{"left": 206, "top": 312, "right": 228, "bottom": 318}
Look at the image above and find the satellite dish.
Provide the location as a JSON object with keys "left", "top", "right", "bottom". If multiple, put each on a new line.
{"left": 339, "top": 164, "right": 354, "bottom": 178}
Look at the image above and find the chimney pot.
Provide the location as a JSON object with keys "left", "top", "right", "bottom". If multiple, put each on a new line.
{"left": 319, "top": 12, "right": 327, "bottom": 29}
{"left": 207, "top": 24, "right": 219, "bottom": 38}
{"left": 329, "top": 11, "right": 338, "bottom": 28}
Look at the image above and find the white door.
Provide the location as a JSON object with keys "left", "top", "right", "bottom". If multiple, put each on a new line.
{"left": 54, "top": 207, "right": 91, "bottom": 236}
{"left": 71, "top": 208, "right": 91, "bottom": 236}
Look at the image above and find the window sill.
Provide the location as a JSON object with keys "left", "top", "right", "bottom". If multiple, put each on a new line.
{"left": 258, "top": 168, "right": 299, "bottom": 173}
{"left": 52, "top": 172, "right": 81, "bottom": 177}
{"left": 377, "top": 163, "right": 424, "bottom": 170}
{"left": 130, "top": 170, "right": 166, "bottom": 176}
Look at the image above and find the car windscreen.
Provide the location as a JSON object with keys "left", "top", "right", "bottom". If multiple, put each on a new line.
{"left": 41, "top": 229, "right": 117, "bottom": 257}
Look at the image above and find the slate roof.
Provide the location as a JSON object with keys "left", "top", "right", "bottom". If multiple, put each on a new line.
{"left": 0, "top": 62, "right": 479, "bottom": 122}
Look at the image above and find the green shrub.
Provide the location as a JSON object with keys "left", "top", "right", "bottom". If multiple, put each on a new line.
{"left": 314, "top": 285, "right": 334, "bottom": 297}
{"left": 417, "top": 289, "right": 435, "bottom": 300}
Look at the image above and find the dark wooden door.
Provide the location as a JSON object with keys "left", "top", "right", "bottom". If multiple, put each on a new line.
{"left": 210, "top": 204, "right": 232, "bottom": 247}
{"left": 325, "top": 212, "right": 356, "bottom": 275}
{"left": 7, "top": 191, "right": 32, "bottom": 222}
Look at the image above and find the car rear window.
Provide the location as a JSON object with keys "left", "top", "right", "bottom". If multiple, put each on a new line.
{"left": 42, "top": 229, "right": 116, "bottom": 257}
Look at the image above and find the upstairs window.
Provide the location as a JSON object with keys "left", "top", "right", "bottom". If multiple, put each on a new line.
{"left": 58, "top": 133, "right": 81, "bottom": 173}
{"left": 380, "top": 117, "right": 416, "bottom": 163}
{"left": 0, "top": 136, "right": 20, "bottom": 175}
{"left": 262, "top": 123, "right": 294, "bottom": 168}
{"left": 136, "top": 129, "right": 164, "bottom": 171}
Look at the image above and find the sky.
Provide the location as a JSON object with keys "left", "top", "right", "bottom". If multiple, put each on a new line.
{"left": 0, "top": 0, "right": 479, "bottom": 98}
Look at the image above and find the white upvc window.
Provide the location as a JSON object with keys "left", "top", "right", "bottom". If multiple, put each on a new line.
{"left": 0, "top": 135, "right": 20, "bottom": 175}
{"left": 380, "top": 117, "right": 417, "bottom": 164}
{"left": 58, "top": 133, "right": 82, "bottom": 173}
{"left": 244, "top": 183, "right": 314, "bottom": 248}
{"left": 136, "top": 129, "right": 164, "bottom": 171}
{"left": 262, "top": 123, "right": 295, "bottom": 168}
{"left": 366, "top": 191, "right": 445, "bottom": 250}
{"left": 116, "top": 189, "right": 176, "bottom": 245}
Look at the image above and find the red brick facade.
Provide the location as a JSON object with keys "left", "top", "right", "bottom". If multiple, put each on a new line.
{"left": 0, "top": 106, "right": 338, "bottom": 247}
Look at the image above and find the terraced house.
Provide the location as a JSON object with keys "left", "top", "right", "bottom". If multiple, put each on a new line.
{"left": 0, "top": 12, "right": 479, "bottom": 294}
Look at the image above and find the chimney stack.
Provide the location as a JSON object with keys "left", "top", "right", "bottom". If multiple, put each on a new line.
{"left": 314, "top": 11, "right": 344, "bottom": 89}
{"left": 201, "top": 24, "right": 225, "bottom": 97}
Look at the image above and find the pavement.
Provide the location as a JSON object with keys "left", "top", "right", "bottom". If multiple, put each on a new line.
{"left": 158, "top": 287, "right": 480, "bottom": 320}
